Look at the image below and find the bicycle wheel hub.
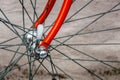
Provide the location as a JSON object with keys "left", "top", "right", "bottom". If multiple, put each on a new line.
{"left": 24, "top": 30, "right": 37, "bottom": 44}
{"left": 23, "top": 25, "right": 47, "bottom": 59}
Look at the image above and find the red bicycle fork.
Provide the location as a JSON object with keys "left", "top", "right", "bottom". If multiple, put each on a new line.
{"left": 34, "top": 0, "right": 73, "bottom": 49}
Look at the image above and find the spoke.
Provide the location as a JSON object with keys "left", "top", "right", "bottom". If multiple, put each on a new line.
{"left": 0, "top": 0, "right": 120, "bottom": 80}
{"left": 0, "top": 34, "right": 25, "bottom": 49}
{"left": 55, "top": 27, "right": 120, "bottom": 39}
{"left": 46, "top": 2, "right": 120, "bottom": 29}
{"left": 0, "top": 43, "right": 24, "bottom": 49}
{"left": 31, "top": 59, "right": 44, "bottom": 79}
{"left": 52, "top": 65, "right": 73, "bottom": 80}
{"left": 53, "top": 39, "right": 118, "bottom": 69}
{"left": 19, "top": 0, "right": 34, "bottom": 24}
{"left": 65, "top": 0, "right": 94, "bottom": 23}
{"left": 12, "top": 59, "right": 35, "bottom": 70}
{"left": 1, "top": 20, "right": 21, "bottom": 39}
{"left": 72, "top": 2, "right": 120, "bottom": 35}
{"left": 51, "top": 2, "right": 120, "bottom": 51}
{"left": 6, "top": 50, "right": 27, "bottom": 71}
{"left": 48, "top": 55, "right": 57, "bottom": 79}
{"left": 8, "top": 46, "right": 21, "bottom": 66}
{"left": 1, "top": 48, "right": 28, "bottom": 56}
{"left": 33, "top": 0, "right": 38, "bottom": 21}
{"left": 52, "top": 43, "right": 120, "bottom": 46}
{"left": 1, "top": 59, "right": 36, "bottom": 78}
{"left": 0, "top": 18, "right": 30, "bottom": 32}
{"left": 30, "top": 0, "right": 38, "bottom": 20}
{"left": 73, "top": 2, "right": 120, "bottom": 35}
{"left": 0, "top": 47, "right": 26, "bottom": 79}
{"left": 50, "top": 46, "right": 103, "bottom": 80}
{"left": 0, "top": 46, "right": 20, "bottom": 78}
{"left": 27, "top": 51, "right": 39, "bottom": 80}
{"left": 22, "top": 0, "right": 25, "bottom": 32}
{"left": 2, "top": 46, "right": 21, "bottom": 76}
{"left": 66, "top": 8, "right": 120, "bottom": 23}
{"left": 0, "top": 9, "right": 23, "bottom": 39}
{"left": 37, "top": 60, "right": 52, "bottom": 76}
{"left": 27, "top": 53, "right": 33, "bottom": 80}
{"left": 44, "top": 0, "right": 93, "bottom": 29}
{"left": 0, "top": 36, "right": 18, "bottom": 45}
{"left": 46, "top": 57, "right": 73, "bottom": 80}
{"left": 72, "top": 0, "right": 76, "bottom": 3}
{"left": 52, "top": 58, "right": 120, "bottom": 63}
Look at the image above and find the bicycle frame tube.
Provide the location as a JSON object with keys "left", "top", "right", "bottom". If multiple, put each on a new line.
{"left": 34, "top": 0, "right": 56, "bottom": 28}
{"left": 34, "top": 0, "right": 73, "bottom": 49}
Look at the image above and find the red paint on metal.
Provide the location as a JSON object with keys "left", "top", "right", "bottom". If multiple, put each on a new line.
{"left": 34, "top": 0, "right": 56, "bottom": 28}
{"left": 40, "top": 0, "right": 73, "bottom": 49}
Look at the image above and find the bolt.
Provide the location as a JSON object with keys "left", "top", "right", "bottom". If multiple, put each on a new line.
{"left": 35, "top": 46, "right": 48, "bottom": 59}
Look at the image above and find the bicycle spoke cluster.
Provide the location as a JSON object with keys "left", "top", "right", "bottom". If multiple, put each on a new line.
{"left": 23, "top": 30, "right": 48, "bottom": 59}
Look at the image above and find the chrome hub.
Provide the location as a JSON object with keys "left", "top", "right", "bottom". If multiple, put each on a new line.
{"left": 23, "top": 24, "right": 47, "bottom": 59}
